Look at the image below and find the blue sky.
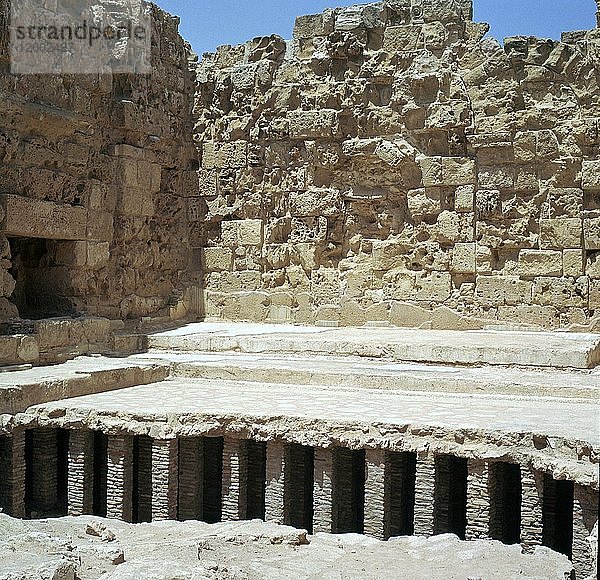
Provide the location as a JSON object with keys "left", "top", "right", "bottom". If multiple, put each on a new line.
{"left": 154, "top": 0, "right": 597, "bottom": 56}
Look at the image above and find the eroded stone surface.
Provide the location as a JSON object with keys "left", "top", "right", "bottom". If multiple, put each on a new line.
{"left": 194, "top": 0, "right": 600, "bottom": 331}
{"left": 0, "top": 515, "right": 573, "bottom": 580}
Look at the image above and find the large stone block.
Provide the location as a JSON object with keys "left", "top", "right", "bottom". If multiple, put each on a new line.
{"left": 293, "top": 10, "right": 334, "bottom": 39}
{"left": 443, "top": 157, "right": 476, "bottom": 186}
{"left": 408, "top": 188, "right": 442, "bottom": 218}
{"left": 532, "top": 276, "right": 589, "bottom": 308}
{"left": 419, "top": 157, "right": 443, "bottom": 187}
{"left": 455, "top": 185, "right": 475, "bottom": 213}
{"left": 0, "top": 195, "right": 87, "bottom": 241}
{"left": 451, "top": 243, "right": 476, "bottom": 274}
{"left": 202, "top": 142, "right": 248, "bottom": 169}
{"left": 221, "top": 220, "right": 263, "bottom": 247}
{"left": 288, "top": 110, "right": 339, "bottom": 139}
{"left": 517, "top": 250, "right": 562, "bottom": 277}
{"left": 564, "top": 249, "right": 584, "bottom": 277}
{"left": 540, "top": 218, "right": 582, "bottom": 249}
{"left": 415, "top": 271, "right": 452, "bottom": 301}
{"left": 583, "top": 217, "right": 600, "bottom": 250}
{"left": 475, "top": 276, "right": 532, "bottom": 306}
{"left": 383, "top": 25, "right": 421, "bottom": 52}
{"left": 203, "top": 247, "right": 233, "bottom": 271}
{"left": 582, "top": 160, "right": 600, "bottom": 191}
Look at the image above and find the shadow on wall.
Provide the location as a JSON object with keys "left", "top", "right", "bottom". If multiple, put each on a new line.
{"left": 8, "top": 237, "right": 77, "bottom": 320}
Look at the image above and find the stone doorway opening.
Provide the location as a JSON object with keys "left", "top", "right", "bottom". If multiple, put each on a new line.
{"left": 7, "top": 237, "right": 76, "bottom": 320}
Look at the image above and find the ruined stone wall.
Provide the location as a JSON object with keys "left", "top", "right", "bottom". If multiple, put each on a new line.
{"left": 0, "top": 1, "right": 199, "bottom": 323}
{"left": 195, "top": 0, "right": 600, "bottom": 330}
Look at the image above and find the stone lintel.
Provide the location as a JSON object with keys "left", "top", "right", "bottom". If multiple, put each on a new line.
{"left": 0, "top": 194, "right": 111, "bottom": 242}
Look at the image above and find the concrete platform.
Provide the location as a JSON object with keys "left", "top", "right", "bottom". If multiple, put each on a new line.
{"left": 0, "top": 356, "right": 168, "bottom": 414}
{"left": 136, "top": 350, "right": 600, "bottom": 400}
{"left": 148, "top": 323, "right": 600, "bottom": 369}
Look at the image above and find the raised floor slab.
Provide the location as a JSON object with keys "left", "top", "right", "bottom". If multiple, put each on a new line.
{"left": 0, "top": 356, "right": 168, "bottom": 414}
{"left": 28, "top": 377, "right": 599, "bottom": 446}
{"left": 136, "top": 351, "right": 600, "bottom": 400}
{"left": 148, "top": 323, "right": 600, "bottom": 369}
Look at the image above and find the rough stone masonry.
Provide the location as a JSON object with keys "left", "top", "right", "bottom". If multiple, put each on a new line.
{"left": 0, "top": 1, "right": 599, "bottom": 580}
{"left": 196, "top": 0, "right": 600, "bottom": 331}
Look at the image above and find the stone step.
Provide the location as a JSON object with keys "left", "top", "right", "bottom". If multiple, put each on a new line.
{"left": 148, "top": 323, "right": 600, "bottom": 370}
{"left": 0, "top": 356, "right": 169, "bottom": 414}
{"left": 136, "top": 351, "right": 600, "bottom": 400}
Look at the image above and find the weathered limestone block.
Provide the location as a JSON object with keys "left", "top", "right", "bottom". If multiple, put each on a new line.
{"left": 289, "top": 188, "right": 341, "bottom": 217}
{"left": 202, "top": 247, "right": 233, "bottom": 271}
{"left": 202, "top": 141, "right": 248, "bottom": 169}
{"left": 372, "top": 240, "right": 409, "bottom": 271}
{"left": 497, "top": 305, "right": 560, "bottom": 329}
{"left": 383, "top": 25, "right": 422, "bottom": 52}
{"left": 517, "top": 250, "right": 563, "bottom": 277}
{"left": 583, "top": 217, "right": 600, "bottom": 250}
{"left": 451, "top": 243, "right": 476, "bottom": 274}
{"left": 221, "top": 220, "right": 263, "bottom": 247}
{"left": 478, "top": 166, "right": 514, "bottom": 189}
{"left": 106, "top": 435, "right": 134, "bottom": 522}
{"left": 563, "top": 249, "right": 584, "bottom": 277}
{"left": 414, "top": 453, "right": 436, "bottom": 537}
{"left": 54, "top": 241, "right": 88, "bottom": 267}
{"left": 313, "top": 448, "right": 334, "bottom": 534}
{"left": 514, "top": 132, "right": 536, "bottom": 163}
{"left": 87, "top": 242, "right": 110, "bottom": 269}
{"left": 475, "top": 276, "right": 532, "bottom": 306}
{"left": 408, "top": 188, "right": 442, "bottom": 218}
{"left": 465, "top": 459, "right": 491, "bottom": 541}
{"left": 582, "top": 160, "right": 600, "bottom": 190}
{"left": 443, "top": 158, "right": 476, "bottom": 187}
{"left": 455, "top": 185, "right": 475, "bottom": 213}
{"left": 67, "top": 430, "right": 94, "bottom": 517}
{"left": 415, "top": 271, "right": 452, "bottom": 301}
{"left": 198, "top": 169, "right": 218, "bottom": 197}
{"left": 435, "top": 211, "right": 474, "bottom": 244}
{"left": 293, "top": 10, "right": 334, "bottom": 39}
{"left": 151, "top": 439, "right": 179, "bottom": 521}
{"left": 419, "top": 157, "right": 443, "bottom": 187}
{"left": 0, "top": 194, "right": 87, "bottom": 240}
{"left": 540, "top": 218, "right": 582, "bottom": 249}
{"left": 121, "top": 159, "right": 161, "bottom": 193}
{"left": 532, "top": 276, "right": 588, "bottom": 308}
{"left": 288, "top": 110, "right": 339, "bottom": 139}
{"left": 591, "top": 279, "right": 600, "bottom": 309}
